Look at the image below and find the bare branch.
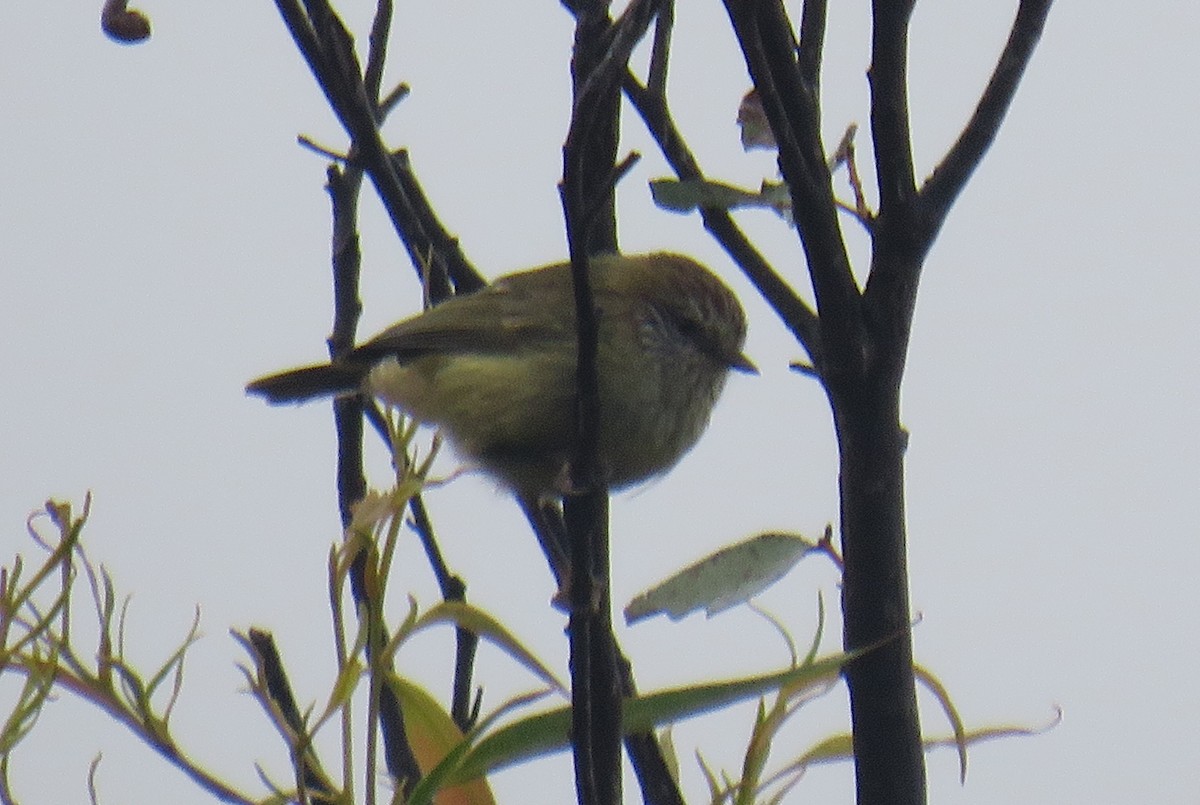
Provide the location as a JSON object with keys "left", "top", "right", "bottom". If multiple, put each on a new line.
{"left": 273, "top": 0, "right": 484, "bottom": 294}
{"left": 243, "top": 630, "right": 339, "bottom": 804}
{"left": 722, "top": 0, "right": 861, "bottom": 374}
{"left": 560, "top": 4, "right": 668, "bottom": 802}
{"left": 796, "top": 0, "right": 827, "bottom": 97}
{"left": 647, "top": 0, "right": 674, "bottom": 96}
{"left": 868, "top": 0, "right": 917, "bottom": 213}
{"left": 363, "top": 0, "right": 393, "bottom": 103}
{"left": 919, "top": 0, "right": 1054, "bottom": 238}
{"left": 622, "top": 74, "right": 824, "bottom": 368}
{"left": 406, "top": 494, "right": 480, "bottom": 731}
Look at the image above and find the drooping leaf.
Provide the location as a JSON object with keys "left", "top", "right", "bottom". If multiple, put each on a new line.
{"left": 737, "top": 88, "right": 776, "bottom": 150}
{"left": 395, "top": 601, "right": 566, "bottom": 694}
{"left": 389, "top": 676, "right": 495, "bottom": 805}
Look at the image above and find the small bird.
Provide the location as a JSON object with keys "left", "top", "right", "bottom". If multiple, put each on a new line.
{"left": 247, "top": 252, "right": 755, "bottom": 499}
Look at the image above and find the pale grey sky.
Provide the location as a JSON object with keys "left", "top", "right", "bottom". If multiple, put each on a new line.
{"left": 1, "top": 2, "right": 1197, "bottom": 803}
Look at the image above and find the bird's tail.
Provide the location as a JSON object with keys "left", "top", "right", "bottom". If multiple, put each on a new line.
{"left": 246, "top": 363, "right": 365, "bottom": 404}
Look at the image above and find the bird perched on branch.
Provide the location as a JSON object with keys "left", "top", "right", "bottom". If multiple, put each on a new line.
{"left": 247, "top": 251, "right": 755, "bottom": 499}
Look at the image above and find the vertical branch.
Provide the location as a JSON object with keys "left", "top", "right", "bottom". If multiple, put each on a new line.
{"left": 562, "top": 0, "right": 621, "bottom": 254}
{"left": 407, "top": 494, "right": 479, "bottom": 731}
{"left": 559, "top": 3, "right": 664, "bottom": 802}
{"left": 325, "top": 163, "right": 367, "bottom": 526}
{"left": 362, "top": 0, "right": 392, "bottom": 101}
{"left": 560, "top": 0, "right": 621, "bottom": 792}
{"left": 845, "top": 10, "right": 1053, "bottom": 800}
{"left": 327, "top": 144, "right": 422, "bottom": 805}
{"left": 270, "top": 1, "right": 493, "bottom": 795}
{"left": 796, "top": 0, "right": 827, "bottom": 99}
{"left": 868, "top": 1, "right": 917, "bottom": 213}
{"left": 721, "top": 2, "right": 915, "bottom": 803}
{"left": 646, "top": 0, "right": 674, "bottom": 96}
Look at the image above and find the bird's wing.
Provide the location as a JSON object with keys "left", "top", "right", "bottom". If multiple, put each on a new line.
{"left": 351, "top": 264, "right": 612, "bottom": 361}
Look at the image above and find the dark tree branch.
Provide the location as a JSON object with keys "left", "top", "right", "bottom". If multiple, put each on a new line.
{"left": 559, "top": 3, "right": 667, "bottom": 803}
{"left": 723, "top": 0, "right": 863, "bottom": 377}
{"left": 326, "top": 155, "right": 422, "bottom": 797}
{"left": 724, "top": 3, "right": 980, "bottom": 804}
{"left": 868, "top": 1, "right": 917, "bottom": 214}
{"left": 521, "top": 501, "right": 686, "bottom": 805}
{"left": 622, "top": 72, "right": 823, "bottom": 368}
{"left": 918, "top": 0, "right": 1053, "bottom": 238}
{"left": 357, "top": 402, "right": 479, "bottom": 733}
{"left": 618, "top": 652, "right": 684, "bottom": 805}
{"left": 561, "top": 18, "right": 621, "bottom": 805}
{"left": 325, "top": 164, "right": 416, "bottom": 789}
{"left": 646, "top": 0, "right": 673, "bottom": 96}
{"left": 363, "top": 0, "right": 392, "bottom": 102}
{"left": 274, "top": 0, "right": 483, "bottom": 294}
{"left": 325, "top": 163, "right": 370, "bottom": 531}
{"left": 518, "top": 496, "right": 571, "bottom": 589}
{"left": 563, "top": 0, "right": 619, "bottom": 255}
{"left": 281, "top": 3, "right": 486, "bottom": 790}
{"left": 796, "top": 0, "right": 827, "bottom": 98}
{"left": 244, "top": 630, "right": 339, "bottom": 805}
{"left": 407, "top": 493, "right": 479, "bottom": 731}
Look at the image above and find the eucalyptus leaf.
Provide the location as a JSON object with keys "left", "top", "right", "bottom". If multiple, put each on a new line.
{"left": 625, "top": 532, "right": 817, "bottom": 624}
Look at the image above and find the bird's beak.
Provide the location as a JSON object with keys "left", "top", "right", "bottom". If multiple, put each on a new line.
{"left": 729, "top": 352, "right": 758, "bottom": 374}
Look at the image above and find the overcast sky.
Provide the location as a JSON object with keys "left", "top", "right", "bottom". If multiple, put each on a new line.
{"left": 2, "top": 2, "right": 1197, "bottom": 803}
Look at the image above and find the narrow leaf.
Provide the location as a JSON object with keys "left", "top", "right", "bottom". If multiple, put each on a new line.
{"left": 451, "top": 652, "right": 850, "bottom": 782}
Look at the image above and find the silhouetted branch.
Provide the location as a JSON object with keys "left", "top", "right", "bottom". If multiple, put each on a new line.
{"left": 363, "top": 0, "right": 392, "bottom": 101}
{"left": 868, "top": 1, "right": 917, "bottom": 214}
{"left": 274, "top": 2, "right": 491, "bottom": 791}
{"left": 722, "top": 0, "right": 861, "bottom": 376}
{"left": 273, "top": 0, "right": 483, "bottom": 294}
{"left": 622, "top": 73, "right": 823, "bottom": 367}
{"left": 646, "top": 1, "right": 673, "bottom": 96}
{"left": 560, "top": 3, "right": 668, "bottom": 802}
{"left": 326, "top": 137, "right": 422, "bottom": 798}
{"left": 796, "top": 0, "right": 827, "bottom": 97}
{"left": 407, "top": 493, "right": 480, "bottom": 731}
{"left": 244, "top": 630, "right": 339, "bottom": 805}
{"left": 919, "top": 0, "right": 1053, "bottom": 237}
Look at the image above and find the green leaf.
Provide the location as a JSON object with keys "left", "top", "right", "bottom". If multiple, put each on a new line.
{"left": 390, "top": 676, "right": 496, "bottom": 805}
{"left": 765, "top": 708, "right": 1062, "bottom": 789}
{"left": 625, "top": 532, "right": 817, "bottom": 624}
{"left": 395, "top": 601, "right": 566, "bottom": 693}
{"left": 449, "top": 652, "right": 851, "bottom": 783}
{"left": 914, "top": 663, "right": 969, "bottom": 782}
{"left": 649, "top": 179, "right": 769, "bottom": 213}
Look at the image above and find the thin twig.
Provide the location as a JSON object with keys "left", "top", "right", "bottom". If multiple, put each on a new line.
{"left": 273, "top": 0, "right": 484, "bottom": 293}
{"left": 363, "top": 0, "right": 393, "bottom": 104}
